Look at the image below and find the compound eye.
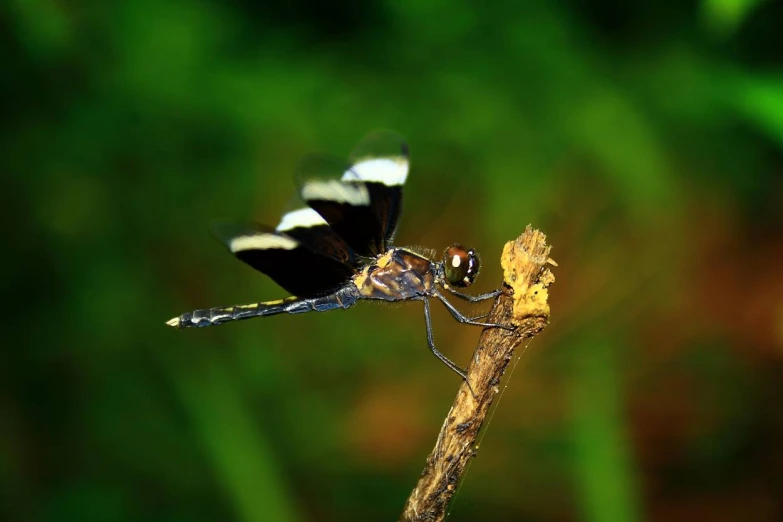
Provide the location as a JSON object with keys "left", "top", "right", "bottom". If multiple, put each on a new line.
{"left": 443, "top": 244, "right": 480, "bottom": 287}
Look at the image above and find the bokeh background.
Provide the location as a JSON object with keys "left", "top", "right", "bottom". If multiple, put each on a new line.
{"left": 5, "top": 0, "right": 783, "bottom": 521}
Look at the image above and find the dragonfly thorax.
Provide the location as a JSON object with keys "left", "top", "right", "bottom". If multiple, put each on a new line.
{"left": 352, "top": 248, "right": 435, "bottom": 301}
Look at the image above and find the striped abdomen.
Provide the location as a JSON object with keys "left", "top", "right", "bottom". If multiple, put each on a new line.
{"left": 166, "top": 288, "right": 358, "bottom": 329}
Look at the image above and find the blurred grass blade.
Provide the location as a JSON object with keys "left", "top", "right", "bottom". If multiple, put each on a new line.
{"left": 571, "top": 341, "right": 639, "bottom": 522}
{"left": 728, "top": 74, "right": 783, "bottom": 147}
{"left": 702, "top": 0, "right": 768, "bottom": 35}
{"left": 166, "top": 352, "right": 301, "bottom": 522}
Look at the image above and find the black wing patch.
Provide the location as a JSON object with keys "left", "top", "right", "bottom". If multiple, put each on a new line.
{"left": 274, "top": 205, "right": 358, "bottom": 267}
{"left": 212, "top": 223, "right": 356, "bottom": 298}
{"left": 296, "top": 131, "right": 409, "bottom": 257}
{"left": 295, "top": 154, "right": 378, "bottom": 257}
{"left": 348, "top": 130, "right": 408, "bottom": 247}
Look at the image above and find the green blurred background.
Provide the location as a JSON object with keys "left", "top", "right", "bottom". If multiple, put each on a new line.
{"left": 4, "top": 0, "right": 783, "bottom": 520}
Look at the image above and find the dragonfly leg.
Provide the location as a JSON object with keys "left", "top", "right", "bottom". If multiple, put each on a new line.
{"left": 435, "top": 293, "right": 515, "bottom": 330}
{"left": 423, "top": 298, "right": 476, "bottom": 396}
{"left": 442, "top": 284, "right": 502, "bottom": 303}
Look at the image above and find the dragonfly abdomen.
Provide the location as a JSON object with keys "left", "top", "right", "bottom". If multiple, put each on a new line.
{"left": 167, "top": 288, "right": 358, "bottom": 329}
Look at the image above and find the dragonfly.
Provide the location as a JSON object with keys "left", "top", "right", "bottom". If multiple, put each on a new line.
{"left": 166, "top": 131, "right": 511, "bottom": 381}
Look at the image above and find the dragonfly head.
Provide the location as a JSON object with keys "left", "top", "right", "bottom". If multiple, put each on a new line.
{"left": 442, "top": 244, "right": 480, "bottom": 287}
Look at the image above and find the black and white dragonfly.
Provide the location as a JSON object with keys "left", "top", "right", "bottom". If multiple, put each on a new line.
{"left": 167, "top": 131, "right": 510, "bottom": 380}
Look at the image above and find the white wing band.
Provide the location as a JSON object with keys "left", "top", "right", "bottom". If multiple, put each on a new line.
{"left": 344, "top": 157, "right": 408, "bottom": 186}
{"left": 301, "top": 179, "right": 370, "bottom": 205}
{"left": 276, "top": 207, "right": 328, "bottom": 231}
{"left": 230, "top": 234, "right": 298, "bottom": 252}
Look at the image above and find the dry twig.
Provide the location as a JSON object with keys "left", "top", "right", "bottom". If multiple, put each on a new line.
{"left": 399, "top": 226, "right": 555, "bottom": 522}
